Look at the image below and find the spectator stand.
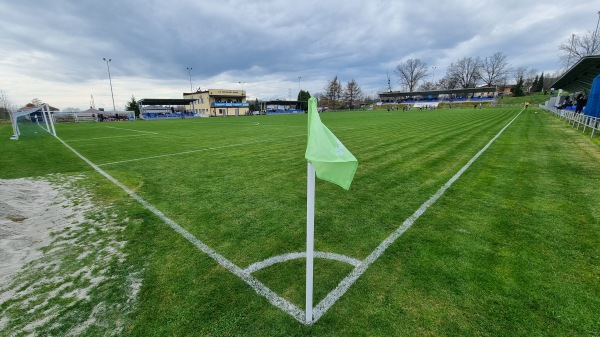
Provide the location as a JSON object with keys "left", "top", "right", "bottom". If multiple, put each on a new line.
{"left": 137, "top": 98, "right": 197, "bottom": 120}
{"left": 263, "top": 100, "right": 304, "bottom": 115}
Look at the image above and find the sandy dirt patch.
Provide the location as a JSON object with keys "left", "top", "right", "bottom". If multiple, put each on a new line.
{"left": 0, "top": 177, "right": 86, "bottom": 289}
{"left": 0, "top": 175, "right": 140, "bottom": 335}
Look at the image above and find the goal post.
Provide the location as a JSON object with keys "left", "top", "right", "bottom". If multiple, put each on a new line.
{"left": 9, "top": 104, "right": 56, "bottom": 140}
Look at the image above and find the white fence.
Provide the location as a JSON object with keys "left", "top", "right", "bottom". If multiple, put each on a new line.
{"left": 538, "top": 104, "right": 600, "bottom": 138}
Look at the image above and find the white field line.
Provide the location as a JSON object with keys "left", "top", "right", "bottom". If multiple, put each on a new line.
{"left": 50, "top": 108, "right": 523, "bottom": 325}
{"left": 54, "top": 136, "right": 306, "bottom": 324}
{"left": 244, "top": 252, "right": 361, "bottom": 274}
{"left": 96, "top": 134, "right": 304, "bottom": 167}
{"left": 68, "top": 134, "right": 152, "bottom": 142}
{"left": 257, "top": 124, "right": 355, "bottom": 131}
{"left": 254, "top": 124, "right": 305, "bottom": 128}
{"left": 104, "top": 126, "right": 159, "bottom": 134}
{"left": 190, "top": 121, "right": 260, "bottom": 126}
{"left": 311, "top": 108, "right": 525, "bottom": 323}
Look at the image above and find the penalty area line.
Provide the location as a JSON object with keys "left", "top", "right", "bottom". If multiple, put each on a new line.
{"left": 104, "top": 125, "right": 160, "bottom": 134}
{"left": 97, "top": 134, "right": 305, "bottom": 167}
{"left": 311, "top": 108, "right": 525, "bottom": 323}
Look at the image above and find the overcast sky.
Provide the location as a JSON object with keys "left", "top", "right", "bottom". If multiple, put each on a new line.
{"left": 0, "top": 0, "right": 598, "bottom": 110}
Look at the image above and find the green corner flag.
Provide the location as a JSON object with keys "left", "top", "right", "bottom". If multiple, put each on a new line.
{"left": 304, "top": 97, "right": 358, "bottom": 190}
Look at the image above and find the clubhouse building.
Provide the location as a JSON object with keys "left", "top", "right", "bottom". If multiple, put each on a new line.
{"left": 183, "top": 89, "right": 249, "bottom": 117}
{"left": 138, "top": 89, "right": 249, "bottom": 119}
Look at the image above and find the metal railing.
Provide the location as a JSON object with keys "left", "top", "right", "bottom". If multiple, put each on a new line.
{"left": 539, "top": 104, "right": 600, "bottom": 138}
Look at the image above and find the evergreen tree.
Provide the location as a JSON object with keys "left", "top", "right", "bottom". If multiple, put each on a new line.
{"left": 249, "top": 98, "right": 260, "bottom": 112}
{"left": 531, "top": 75, "right": 539, "bottom": 93}
{"left": 512, "top": 77, "right": 525, "bottom": 97}
{"left": 297, "top": 90, "right": 311, "bottom": 111}
{"left": 537, "top": 73, "right": 545, "bottom": 92}
{"left": 125, "top": 95, "right": 140, "bottom": 117}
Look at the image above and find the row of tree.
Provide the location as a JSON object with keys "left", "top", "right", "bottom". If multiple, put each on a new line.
{"left": 394, "top": 13, "right": 600, "bottom": 96}
{"left": 391, "top": 52, "right": 561, "bottom": 97}
{"left": 319, "top": 76, "right": 365, "bottom": 110}
{"left": 394, "top": 52, "right": 511, "bottom": 92}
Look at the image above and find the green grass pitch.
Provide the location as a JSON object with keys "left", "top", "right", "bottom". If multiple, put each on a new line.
{"left": 1, "top": 106, "right": 599, "bottom": 336}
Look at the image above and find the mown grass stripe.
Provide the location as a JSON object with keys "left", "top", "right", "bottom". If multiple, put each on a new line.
{"left": 54, "top": 136, "right": 307, "bottom": 324}
{"left": 312, "top": 108, "right": 525, "bottom": 322}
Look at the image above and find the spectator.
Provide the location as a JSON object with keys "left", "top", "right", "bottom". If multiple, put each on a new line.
{"left": 575, "top": 94, "right": 586, "bottom": 114}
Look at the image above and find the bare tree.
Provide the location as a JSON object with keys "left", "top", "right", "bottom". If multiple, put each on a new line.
{"left": 446, "top": 57, "right": 483, "bottom": 88}
{"left": 512, "top": 66, "right": 528, "bottom": 84}
{"left": 544, "top": 72, "right": 560, "bottom": 91}
{"left": 418, "top": 82, "right": 436, "bottom": 91}
{"left": 524, "top": 68, "right": 538, "bottom": 92}
{"left": 0, "top": 90, "right": 16, "bottom": 119}
{"left": 481, "top": 52, "right": 511, "bottom": 86}
{"left": 343, "top": 79, "right": 363, "bottom": 109}
{"left": 395, "top": 59, "right": 429, "bottom": 92}
{"left": 559, "top": 30, "right": 600, "bottom": 68}
{"left": 438, "top": 75, "right": 459, "bottom": 90}
{"left": 62, "top": 107, "right": 81, "bottom": 113}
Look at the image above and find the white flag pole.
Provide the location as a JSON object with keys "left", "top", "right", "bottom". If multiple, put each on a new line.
{"left": 306, "top": 162, "right": 315, "bottom": 323}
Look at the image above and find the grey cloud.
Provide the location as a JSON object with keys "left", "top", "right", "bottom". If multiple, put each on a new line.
{"left": 0, "top": 0, "right": 597, "bottom": 108}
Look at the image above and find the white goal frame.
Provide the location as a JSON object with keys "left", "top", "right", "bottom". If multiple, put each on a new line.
{"left": 9, "top": 104, "right": 56, "bottom": 140}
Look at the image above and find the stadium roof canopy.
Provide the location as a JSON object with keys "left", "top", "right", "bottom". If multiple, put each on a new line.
{"left": 137, "top": 98, "right": 195, "bottom": 106}
{"left": 551, "top": 55, "right": 600, "bottom": 94}
{"left": 379, "top": 86, "right": 497, "bottom": 99}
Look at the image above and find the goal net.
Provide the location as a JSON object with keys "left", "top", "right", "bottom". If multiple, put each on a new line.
{"left": 9, "top": 104, "right": 56, "bottom": 140}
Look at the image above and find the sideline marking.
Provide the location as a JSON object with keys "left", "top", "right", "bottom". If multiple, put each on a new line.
{"left": 312, "top": 108, "right": 525, "bottom": 322}
{"left": 53, "top": 108, "right": 523, "bottom": 325}
{"left": 55, "top": 137, "right": 306, "bottom": 323}
{"left": 104, "top": 126, "right": 159, "bottom": 135}
{"left": 97, "top": 134, "right": 304, "bottom": 166}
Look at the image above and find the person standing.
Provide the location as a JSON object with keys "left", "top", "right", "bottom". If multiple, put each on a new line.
{"left": 575, "top": 94, "right": 586, "bottom": 114}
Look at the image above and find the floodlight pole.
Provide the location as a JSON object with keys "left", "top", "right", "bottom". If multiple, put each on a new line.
{"left": 103, "top": 58, "right": 116, "bottom": 111}
{"left": 431, "top": 66, "right": 436, "bottom": 85}
{"left": 594, "top": 11, "right": 600, "bottom": 51}
{"left": 187, "top": 67, "right": 195, "bottom": 115}
{"left": 187, "top": 67, "right": 193, "bottom": 92}
{"left": 298, "top": 76, "right": 302, "bottom": 92}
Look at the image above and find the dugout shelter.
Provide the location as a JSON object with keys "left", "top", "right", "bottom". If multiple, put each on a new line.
{"left": 137, "top": 98, "right": 196, "bottom": 119}
{"left": 263, "top": 100, "right": 304, "bottom": 114}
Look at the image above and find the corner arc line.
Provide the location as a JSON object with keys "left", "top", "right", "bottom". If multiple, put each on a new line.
{"left": 244, "top": 251, "right": 361, "bottom": 274}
